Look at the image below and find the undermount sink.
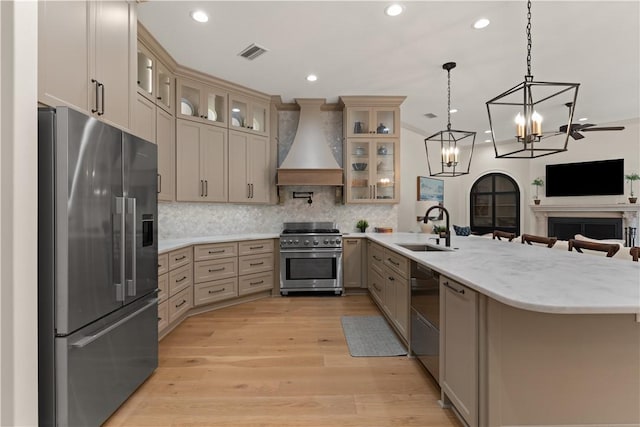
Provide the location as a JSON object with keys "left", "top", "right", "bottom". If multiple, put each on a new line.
{"left": 397, "top": 243, "right": 450, "bottom": 252}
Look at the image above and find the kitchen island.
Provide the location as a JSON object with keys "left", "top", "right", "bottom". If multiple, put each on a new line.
{"left": 366, "top": 232, "right": 640, "bottom": 427}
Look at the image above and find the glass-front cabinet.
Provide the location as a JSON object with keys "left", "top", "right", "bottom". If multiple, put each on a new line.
{"left": 346, "top": 139, "right": 399, "bottom": 203}
{"left": 155, "top": 59, "right": 173, "bottom": 113}
{"left": 136, "top": 43, "right": 174, "bottom": 114}
{"left": 176, "top": 78, "right": 227, "bottom": 127}
{"left": 136, "top": 44, "right": 154, "bottom": 100}
{"left": 228, "top": 93, "right": 269, "bottom": 136}
{"left": 346, "top": 106, "right": 400, "bottom": 138}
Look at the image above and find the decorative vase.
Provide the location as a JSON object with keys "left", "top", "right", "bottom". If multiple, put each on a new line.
{"left": 358, "top": 227, "right": 367, "bottom": 233}
{"left": 630, "top": 197, "right": 637, "bottom": 204}
{"left": 534, "top": 199, "right": 541, "bottom": 205}
{"left": 420, "top": 221, "right": 433, "bottom": 234}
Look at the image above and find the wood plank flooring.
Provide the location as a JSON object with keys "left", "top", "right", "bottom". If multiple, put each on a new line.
{"left": 104, "top": 295, "right": 462, "bottom": 427}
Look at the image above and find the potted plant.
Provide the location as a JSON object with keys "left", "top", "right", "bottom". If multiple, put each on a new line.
{"left": 531, "top": 177, "right": 544, "bottom": 205}
{"left": 356, "top": 219, "right": 369, "bottom": 233}
{"left": 433, "top": 225, "right": 448, "bottom": 238}
{"left": 625, "top": 173, "right": 640, "bottom": 203}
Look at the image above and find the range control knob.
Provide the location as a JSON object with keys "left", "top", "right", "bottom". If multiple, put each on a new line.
{"left": 294, "top": 240, "right": 299, "bottom": 244}
{"left": 288, "top": 239, "right": 293, "bottom": 244}
{"left": 313, "top": 240, "right": 319, "bottom": 246}
{"left": 324, "top": 239, "right": 329, "bottom": 244}
{"left": 304, "top": 240, "right": 310, "bottom": 246}
{"left": 335, "top": 238, "right": 341, "bottom": 245}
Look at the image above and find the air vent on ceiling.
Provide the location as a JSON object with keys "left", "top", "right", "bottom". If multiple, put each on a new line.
{"left": 424, "top": 113, "right": 437, "bottom": 119}
{"left": 238, "top": 43, "right": 268, "bottom": 60}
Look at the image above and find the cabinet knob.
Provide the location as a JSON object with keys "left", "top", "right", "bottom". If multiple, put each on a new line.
{"left": 157, "top": 96, "right": 162, "bottom": 100}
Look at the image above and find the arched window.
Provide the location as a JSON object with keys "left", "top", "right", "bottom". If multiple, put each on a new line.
{"left": 470, "top": 173, "right": 520, "bottom": 236}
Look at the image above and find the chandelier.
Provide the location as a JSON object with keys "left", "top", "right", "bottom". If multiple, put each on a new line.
{"left": 425, "top": 62, "right": 476, "bottom": 177}
{"left": 486, "top": 0, "right": 580, "bottom": 159}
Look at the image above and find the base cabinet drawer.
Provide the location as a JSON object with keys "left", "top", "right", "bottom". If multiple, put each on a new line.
{"left": 239, "top": 271, "right": 273, "bottom": 296}
{"left": 169, "top": 263, "right": 193, "bottom": 296}
{"left": 194, "top": 242, "right": 238, "bottom": 261}
{"left": 384, "top": 249, "right": 409, "bottom": 278}
{"left": 158, "top": 253, "right": 169, "bottom": 276}
{"left": 158, "top": 272, "right": 168, "bottom": 303}
{"left": 238, "top": 239, "right": 273, "bottom": 256}
{"left": 158, "top": 300, "right": 169, "bottom": 332}
{"left": 195, "top": 258, "right": 238, "bottom": 283}
{"left": 368, "top": 267, "right": 385, "bottom": 306}
{"left": 168, "top": 247, "right": 192, "bottom": 270}
{"left": 194, "top": 278, "right": 238, "bottom": 306}
{"left": 168, "top": 286, "right": 192, "bottom": 324}
{"left": 238, "top": 253, "right": 273, "bottom": 276}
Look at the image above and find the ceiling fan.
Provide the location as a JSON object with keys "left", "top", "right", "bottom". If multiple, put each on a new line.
{"left": 558, "top": 102, "right": 625, "bottom": 140}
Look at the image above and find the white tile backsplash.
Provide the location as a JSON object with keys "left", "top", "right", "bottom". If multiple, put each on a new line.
{"left": 159, "top": 186, "right": 397, "bottom": 239}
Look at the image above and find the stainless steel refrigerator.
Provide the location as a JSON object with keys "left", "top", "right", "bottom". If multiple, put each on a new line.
{"left": 38, "top": 107, "right": 159, "bottom": 426}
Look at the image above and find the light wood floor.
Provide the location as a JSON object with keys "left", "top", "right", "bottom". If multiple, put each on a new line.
{"left": 104, "top": 295, "right": 462, "bottom": 427}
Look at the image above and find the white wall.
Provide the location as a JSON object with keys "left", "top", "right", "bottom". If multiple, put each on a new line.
{"left": 0, "top": 1, "right": 39, "bottom": 425}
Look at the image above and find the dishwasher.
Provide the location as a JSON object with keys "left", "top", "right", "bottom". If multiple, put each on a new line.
{"left": 410, "top": 261, "right": 440, "bottom": 384}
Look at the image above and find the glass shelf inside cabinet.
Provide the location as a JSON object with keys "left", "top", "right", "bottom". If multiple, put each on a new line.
{"left": 180, "top": 85, "right": 200, "bottom": 118}
{"left": 231, "top": 100, "right": 248, "bottom": 128}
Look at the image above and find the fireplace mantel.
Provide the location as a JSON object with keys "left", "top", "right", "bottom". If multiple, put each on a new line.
{"left": 530, "top": 203, "right": 640, "bottom": 237}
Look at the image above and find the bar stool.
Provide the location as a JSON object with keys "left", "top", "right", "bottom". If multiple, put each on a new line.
{"left": 630, "top": 246, "right": 639, "bottom": 262}
{"left": 568, "top": 239, "right": 620, "bottom": 258}
{"left": 521, "top": 234, "right": 557, "bottom": 248}
{"left": 493, "top": 230, "right": 516, "bottom": 242}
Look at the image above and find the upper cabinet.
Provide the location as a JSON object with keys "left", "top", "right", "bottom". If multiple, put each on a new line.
{"left": 229, "top": 93, "right": 269, "bottom": 136}
{"left": 38, "top": 0, "right": 136, "bottom": 131}
{"left": 176, "top": 78, "right": 227, "bottom": 128}
{"left": 341, "top": 96, "right": 406, "bottom": 204}
{"left": 136, "top": 42, "right": 174, "bottom": 113}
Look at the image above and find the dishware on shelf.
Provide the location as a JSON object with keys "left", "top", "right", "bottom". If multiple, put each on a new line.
{"left": 253, "top": 118, "right": 260, "bottom": 131}
{"left": 355, "top": 147, "right": 365, "bottom": 156}
{"left": 352, "top": 162, "right": 368, "bottom": 171}
{"left": 181, "top": 98, "right": 194, "bottom": 116}
{"left": 208, "top": 108, "right": 217, "bottom": 121}
{"left": 377, "top": 123, "right": 389, "bottom": 134}
{"left": 354, "top": 121, "right": 363, "bottom": 134}
{"left": 377, "top": 146, "right": 388, "bottom": 155}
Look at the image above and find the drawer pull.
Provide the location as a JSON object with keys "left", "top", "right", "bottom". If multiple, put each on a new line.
{"left": 175, "top": 299, "right": 187, "bottom": 308}
{"left": 373, "top": 283, "right": 382, "bottom": 292}
{"left": 157, "top": 264, "right": 161, "bottom": 268}
{"left": 249, "top": 280, "right": 264, "bottom": 286}
{"left": 157, "top": 317, "right": 162, "bottom": 321}
{"left": 387, "top": 258, "right": 400, "bottom": 266}
{"left": 208, "top": 249, "right": 225, "bottom": 254}
{"left": 208, "top": 267, "right": 225, "bottom": 272}
{"left": 249, "top": 261, "right": 264, "bottom": 266}
{"left": 208, "top": 288, "right": 226, "bottom": 294}
{"left": 388, "top": 276, "right": 395, "bottom": 281}
{"left": 174, "top": 255, "right": 187, "bottom": 261}
{"left": 373, "top": 255, "right": 382, "bottom": 261}
{"left": 347, "top": 240, "right": 358, "bottom": 244}
{"left": 175, "top": 276, "right": 187, "bottom": 283}
{"left": 443, "top": 281, "right": 465, "bottom": 295}
{"left": 249, "top": 245, "right": 264, "bottom": 250}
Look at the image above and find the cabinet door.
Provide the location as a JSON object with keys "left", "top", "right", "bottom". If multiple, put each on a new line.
{"left": 394, "top": 276, "right": 409, "bottom": 340}
{"left": 91, "top": 0, "right": 133, "bottom": 130}
{"left": 247, "top": 135, "right": 270, "bottom": 203}
{"left": 38, "top": 0, "right": 90, "bottom": 112}
{"left": 177, "top": 78, "right": 226, "bottom": 126}
{"left": 136, "top": 43, "right": 154, "bottom": 101}
{"left": 228, "top": 131, "right": 250, "bottom": 202}
{"left": 132, "top": 94, "right": 156, "bottom": 143}
{"left": 346, "top": 140, "right": 373, "bottom": 202}
{"left": 441, "top": 277, "right": 479, "bottom": 427}
{"left": 372, "top": 107, "right": 399, "bottom": 137}
{"left": 200, "top": 125, "right": 228, "bottom": 202}
{"left": 156, "top": 107, "right": 175, "bottom": 201}
{"left": 343, "top": 238, "right": 362, "bottom": 288}
{"left": 373, "top": 140, "right": 398, "bottom": 202}
{"left": 155, "top": 59, "right": 174, "bottom": 113}
{"left": 176, "top": 120, "right": 204, "bottom": 202}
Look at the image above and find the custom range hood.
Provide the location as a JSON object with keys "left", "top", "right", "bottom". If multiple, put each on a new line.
{"left": 277, "top": 99, "right": 343, "bottom": 186}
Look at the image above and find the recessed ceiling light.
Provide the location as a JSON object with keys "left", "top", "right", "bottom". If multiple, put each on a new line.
{"left": 484, "top": 130, "right": 492, "bottom": 134}
{"left": 384, "top": 4, "right": 404, "bottom": 17}
{"left": 473, "top": 18, "right": 490, "bottom": 29}
{"left": 578, "top": 117, "right": 588, "bottom": 121}
{"left": 449, "top": 108, "right": 458, "bottom": 114}
{"left": 306, "top": 74, "right": 318, "bottom": 82}
{"left": 190, "top": 10, "right": 209, "bottom": 23}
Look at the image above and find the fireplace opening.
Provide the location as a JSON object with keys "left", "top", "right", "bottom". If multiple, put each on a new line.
{"left": 547, "top": 217, "right": 623, "bottom": 241}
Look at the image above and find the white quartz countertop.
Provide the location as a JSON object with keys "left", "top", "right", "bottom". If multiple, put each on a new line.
{"left": 366, "top": 232, "right": 640, "bottom": 315}
{"left": 159, "top": 233, "right": 279, "bottom": 253}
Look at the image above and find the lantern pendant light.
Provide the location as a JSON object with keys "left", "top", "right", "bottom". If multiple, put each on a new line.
{"left": 424, "top": 62, "right": 476, "bottom": 177}
{"left": 486, "top": 0, "right": 580, "bottom": 159}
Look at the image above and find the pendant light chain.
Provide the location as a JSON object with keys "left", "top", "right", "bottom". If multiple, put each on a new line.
{"left": 446, "top": 68, "right": 452, "bottom": 130}
{"left": 526, "top": 0, "right": 532, "bottom": 77}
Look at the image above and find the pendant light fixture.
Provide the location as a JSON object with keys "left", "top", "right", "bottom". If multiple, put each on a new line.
{"left": 424, "top": 62, "right": 476, "bottom": 177}
{"left": 486, "top": 0, "right": 580, "bottom": 159}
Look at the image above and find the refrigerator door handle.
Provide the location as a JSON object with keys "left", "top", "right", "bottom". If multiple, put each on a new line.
{"left": 127, "top": 198, "right": 137, "bottom": 297}
{"left": 69, "top": 298, "right": 158, "bottom": 348}
{"left": 115, "top": 197, "right": 126, "bottom": 302}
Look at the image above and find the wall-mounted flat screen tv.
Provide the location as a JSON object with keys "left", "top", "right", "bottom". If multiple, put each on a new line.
{"left": 545, "top": 159, "right": 624, "bottom": 197}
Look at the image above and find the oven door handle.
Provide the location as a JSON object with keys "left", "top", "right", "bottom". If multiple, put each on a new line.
{"left": 280, "top": 248, "right": 342, "bottom": 253}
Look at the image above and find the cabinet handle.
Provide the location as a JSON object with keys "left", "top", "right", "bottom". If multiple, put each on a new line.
{"left": 200, "top": 180, "right": 204, "bottom": 197}
{"left": 388, "top": 276, "right": 395, "bottom": 281}
{"left": 175, "top": 255, "right": 187, "bottom": 261}
{"left": 443, "top": 281, "right": 465, "bottom": 295}
{"left": 157, "top": 96, "right": 162, "bottom": 100}
{"left": 347, "top": 240, "right": 357, "bottom": 244}
{"left": 208, "top": 288, "right": 226, "bottom": 294}
{"left": 249, "top": 245, "right": 264, "bottom": 250}
{"left": 175, "top": 276, "right": 187, "bottom": 283}
{"left": 208, "top": 267, "right": 225, "bottom": 272}
{"left": 100, "top": 82, "right": 105, "bottom": 115}
{"left": 247, "top": 183, "right": 251, "bottom": 198}
{"left": 91, "top": 79, "right": 99, "bottom": 113}
{"left": 249, "top": 261, "right": 264, "bottom": 266}
{"left": 205, "top": 180, "right": 208, "bottom": 197}
{"left": 158, "top": 173, "right": 162, "bottom": 194}
{"left": 249, "top": 280, "right": 264, "bottom": 286}
{"left": 373, "top": 255, "right": 382, "bottom": 262}
{"left": 175, "top": 299, "right": 187, "bottom": 308}
{"left": 387, "top": 258, "right": 399, "bottom": 266}
{"left": 373, "top": 283, "right": 382, "bottom": 292}
{"left": 250, "top": 183, "right": 254, "bottom": 198}
{"left": 208, "top": 249, "right": 225, "bottom": 254}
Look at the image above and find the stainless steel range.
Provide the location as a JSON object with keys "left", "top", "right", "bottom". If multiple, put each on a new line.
{"left": 280, "top": 221, "right": 343, "bottom": 295}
